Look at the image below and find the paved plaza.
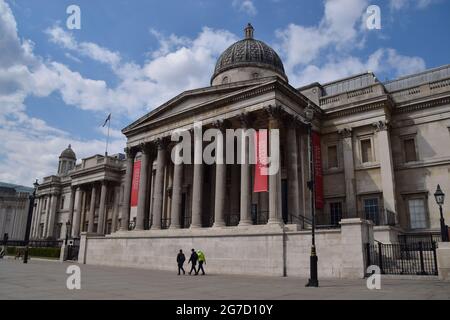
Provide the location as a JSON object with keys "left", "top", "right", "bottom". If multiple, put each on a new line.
{"left": 0, "top": 259, "right": 449, "bottom": 300}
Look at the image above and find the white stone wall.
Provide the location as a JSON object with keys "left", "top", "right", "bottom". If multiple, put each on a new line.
{"left": 79, "top": 219, "right": 372, "bottom": 279}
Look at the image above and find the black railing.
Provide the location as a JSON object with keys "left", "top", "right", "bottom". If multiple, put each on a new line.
{"left": 0, "top": 240, "right": 63, "bottom": 248}
{"left": 287, "top": 214, "right": 341, "bottom": 229}
{"left": 365, "top": 241, "right": 438, "bottom": 276}
{"left": 359, "top": 208, "right": 396, "bottom": 226}
{"left": 398, "top": 232, "right": 441, "bottom": 245}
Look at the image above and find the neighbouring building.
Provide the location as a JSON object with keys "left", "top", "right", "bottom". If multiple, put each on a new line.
{"left": 0, "top": 182, "right": 33, "bottom": 240}
{"left": 31, "top": 24, "right": 450, "bottom": 278}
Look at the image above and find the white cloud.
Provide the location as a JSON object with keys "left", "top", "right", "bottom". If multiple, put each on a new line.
{"left": 0, "top": 0, "right": 237, "bottom": 185}
{"left": 274, "top": 0, "right": 426, "bottom": 87}
{"left": 232, "top": 0, "right": 257, "bottom": 16}
{"left": 389, "top": 0, "right": 435, "bottom": 10}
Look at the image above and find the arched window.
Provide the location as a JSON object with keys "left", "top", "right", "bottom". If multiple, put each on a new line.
{"left": 222, "top": 76, "right": 229, "bottom": 84}
{"left": 253, "top": 73, "right": 259, "bottom": 79}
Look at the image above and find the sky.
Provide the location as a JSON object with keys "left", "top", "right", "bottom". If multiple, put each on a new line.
{"left": 0, "top": 0, "right": 449, "bottom": 186}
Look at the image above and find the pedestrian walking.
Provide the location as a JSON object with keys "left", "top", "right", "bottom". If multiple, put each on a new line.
{"left": 188, "top": 248, "right": 198, "bottom": 275}
{"left": 177, "top": 249, "right": 186, "bottom": 275}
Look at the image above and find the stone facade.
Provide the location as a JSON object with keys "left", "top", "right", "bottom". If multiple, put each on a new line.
{"left": 31, "top": 25, "right": 450, "bottom": 278}
{"left": 0, "top": 183, "right": 32, "bottom": 240}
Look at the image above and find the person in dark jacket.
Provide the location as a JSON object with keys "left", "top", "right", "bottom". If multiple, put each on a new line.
{"left": 188, "top": 248, "right": 198, "bottom": 275}
{"left": 177, "top": 249, "right": 186, "bottom": 275}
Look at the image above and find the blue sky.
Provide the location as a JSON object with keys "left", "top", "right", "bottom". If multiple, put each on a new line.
{"left": 0, "top": 0, "right": 449, "bottom": 186}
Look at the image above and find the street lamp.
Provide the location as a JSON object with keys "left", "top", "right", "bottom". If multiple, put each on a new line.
{"left": 434, "top": 184, "right": 449, "bottom": 242}
{"left": 305, "top": 106, "right": 319, "bottom": 287}
{"left": 24, "top": 179, "right": 39, "bottom": 264}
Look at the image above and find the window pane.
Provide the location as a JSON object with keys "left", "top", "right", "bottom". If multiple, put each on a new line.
{"left": 364, "top": 198, "right": 379, "bottom": 224}
{"left": 404, "top": 138, "right": 417, "bottom": 162}
{"left": 328, "top": 145, "right": 338, "bottom": 169}
{"left": 361, "top": 139, "right": 372, "bottom": 163}
{"left": 409, "top": 199, "right": 427, "bottom": 229}
{"left": 330, "top": 202, "right": 342, "bottom": 225}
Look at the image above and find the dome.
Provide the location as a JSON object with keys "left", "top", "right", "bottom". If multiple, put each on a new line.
{"left": 211, "top": 24, "right": 287, "bottom": 84}
{"left": 60, "top": 144, "right": 76, "bottom": 160}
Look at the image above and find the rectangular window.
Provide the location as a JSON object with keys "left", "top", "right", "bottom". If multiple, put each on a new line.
{"left": 60, "top": 196, "right": 65, "bottom": 210}
{"left": 404, "top": 138, "right": 417, "bottom": 163}
{"left": 361, "top": 139, "right": 373, "bottom": 163}
{"left": 409, "top": 199, "right": 427, "bottom": 229}
{"left": 364, "top": 198, "right": 379, "bottom": 225}
{"left": 327, "top": 145, "right": 338, "bottom": 169}
{"left": 329, "top": 202, "right": 342, "bottom": 226}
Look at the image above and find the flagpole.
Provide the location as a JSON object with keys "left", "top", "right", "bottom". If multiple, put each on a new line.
{"left": 105, "top": 115, "right": 111, "bottom": 157}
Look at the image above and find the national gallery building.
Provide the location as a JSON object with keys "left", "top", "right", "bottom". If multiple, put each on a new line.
{"left": 31, "top": 25, "right": 450, "bottom": 278}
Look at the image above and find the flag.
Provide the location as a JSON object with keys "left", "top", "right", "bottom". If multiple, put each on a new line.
{"left": 102, "top": 113, "right": 111, "bottom": 127}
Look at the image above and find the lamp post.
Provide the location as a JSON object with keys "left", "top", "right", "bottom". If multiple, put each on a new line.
{"left": 305, "top": 107, "right": 319, "bottom": 287}
{"left": 434, "top": 184, "right": 449, "bottom": 242}
{"left": 23, "top": 179, "right": 39, "bottom": 264}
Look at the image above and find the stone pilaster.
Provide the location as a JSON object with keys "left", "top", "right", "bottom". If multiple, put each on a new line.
{"left": 151, "top": 139, "right": 167, "bottom": 230}
{"left": 97, "top": 181, "right": 108, "bottom": 235}
{"left": 120, "top": 147, "right": 136, "bottom": 231}
{"left": 338, "top": 127, "right": 357, "bottom": 217}
{"left": 87, "top": 185, "right": 97, "bottom": 233}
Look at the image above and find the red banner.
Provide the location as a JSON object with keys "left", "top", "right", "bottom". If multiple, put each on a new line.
{"left": 130, "top": 160, "right": 141, "bottom": 207}
{"left": 254, "top": 130, "right": 268, "bottom": 193}
{"left": 312, "top": 131, "right": 324, "bottom": 209}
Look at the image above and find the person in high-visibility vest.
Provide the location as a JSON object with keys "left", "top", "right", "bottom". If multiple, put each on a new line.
{"left": 196, "top": 250, "right": 206, "bottom": 275}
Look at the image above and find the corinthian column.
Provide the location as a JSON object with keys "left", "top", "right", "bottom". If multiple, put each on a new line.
{"left": 87, "top": 185, "right": 97, "bottom": 233}
{"left": 239, "top": 113, "right": 253, "bottom": 226}
{"left": 97, "top": 181, "right": 108, "bottom": 235}
{"left": 170, "top": 142, "right": 184, "bottom": 229}
{"left": 191, "top": 127, "right": 203, "bottom": 229}
{"left": 213, "top": 121, "right": 226, "bottom": 227}
{"left": 72, "top": 187, "right": 82, "bottom": 238}
{"left": 373, "top": 120, "right": 398, "bottom": 222}
{"left": 286, "top": 116, "right": 300, "bottom": 221}
{"left": 151, "top": 139, "right": 167, "bottom": 230}
{"left": 267, "top": 106, "right": 283, "bottom": 225}
{"left": 136, "top": 144, "right": 150, "bottom": 231}
{"left": 120, "top": 147, "right": 136, "bottom": 231}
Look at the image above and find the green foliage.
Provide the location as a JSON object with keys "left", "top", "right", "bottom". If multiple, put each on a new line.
{"left": 5, "top": 246, "right": 60, "bottom": 259}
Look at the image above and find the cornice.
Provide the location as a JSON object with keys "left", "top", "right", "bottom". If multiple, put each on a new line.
{"left": 393, "top": 95, "right": 450, "bottom": 114}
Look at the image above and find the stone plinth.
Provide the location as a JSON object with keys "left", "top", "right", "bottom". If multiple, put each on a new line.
{"left": 437, "top": 242, "right": 450, "bottom": 281}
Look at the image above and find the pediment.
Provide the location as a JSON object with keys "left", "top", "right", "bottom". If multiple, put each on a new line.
{"left": 122, "top": 77, "right": 280, "bottom": 135}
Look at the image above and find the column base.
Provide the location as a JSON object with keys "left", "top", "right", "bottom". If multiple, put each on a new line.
{"left": 169, "top": 225, "right": 181, "bottom": 230}
{"left": 238, "top": 220, "right": 252, "bottom": 227}
{"left": 212, "top": 222, "right": 226, "bottom": 228}
{"left": 150, "top": 226, "right": 162, "bottom": 230}
{"left": 267, "top": 218, "right": 283, "bottom": 226}
{"left": 190, "top": 224, "right": 202, "bottom": 229}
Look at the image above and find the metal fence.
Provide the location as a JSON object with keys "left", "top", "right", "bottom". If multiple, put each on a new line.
{"left": 0, "top": 240, "right": 63, "bottom": 248}
{"left": 398, "top": 232, "right": 442, "bottom": 245}
{"left": 365, "top": 242, "right": 438, "bottom": 276}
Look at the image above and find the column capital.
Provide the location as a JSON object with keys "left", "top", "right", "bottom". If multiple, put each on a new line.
{"left": 264, "top": 105, "right": 283, "bottom": 120}
{"left": 212, "top": 119, "right": 230, "bottom": 131}
{"left": 372, "top": 120, "right": 390, "bottom": 132}
{"left": 283, "top": 113, "right": 302, "bottom": 128}
{"left": 124, "top": 147, "right": 138, "bottom": 158}
{"left": 338, "top": 127, "right": 353, "bottom": 139}
{"left": 155, "top": 138, "right": 168, "bottom": 150}
{"left": 238, "top": 112, "right": 255, "bottom": 128}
